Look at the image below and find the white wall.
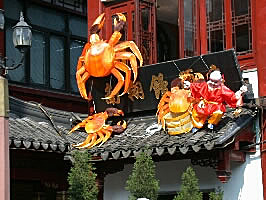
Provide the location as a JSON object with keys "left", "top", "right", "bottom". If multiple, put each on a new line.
{"left": 222, "top": 147, "right": 263, "bottom": 200}
{"left": 104, "top": 148, "right": 263, "bottom": 200}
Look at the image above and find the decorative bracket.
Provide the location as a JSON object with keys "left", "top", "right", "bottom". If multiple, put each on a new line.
{"left": 216, "top": 150, "right": 246, "bottom": 183}
{"left": 216, "top": 150, "right": 231, "bottom": 183}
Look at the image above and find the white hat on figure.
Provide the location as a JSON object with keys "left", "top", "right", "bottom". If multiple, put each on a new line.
{"left": 207, "top": 70, "right": 223, "bottom": 89}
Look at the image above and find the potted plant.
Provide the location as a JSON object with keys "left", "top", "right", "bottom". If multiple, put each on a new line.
{"left": 173, "top": 166, "right": 202, "bottom": 200}
{"left": 126, "top": 151, "right": 159, "bottom": 200}
{"left": 67, "top": 150, "right": 98, "bottom": 200}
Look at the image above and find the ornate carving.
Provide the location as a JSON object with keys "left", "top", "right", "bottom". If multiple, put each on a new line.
{"left": 191, "top": 158, "right": 218, "bottom": 169}
{"left": 149, "top": 73, "right": 168, "bottom": 99}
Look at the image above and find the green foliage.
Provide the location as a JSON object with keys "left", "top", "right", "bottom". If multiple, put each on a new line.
{"left": 126, "top": 151, "right": 160, "bottom": 200}
{"left": 173, "top": 166, "right": 202, "bottom": 200}
{"left": 67, "top": 150, "right": 98, "bottom": 200}
{"left": 209, "top": 188, "right": 223, "bottom": 200}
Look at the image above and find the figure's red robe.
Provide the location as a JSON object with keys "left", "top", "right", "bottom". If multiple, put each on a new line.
{"left": 190, "top": 81, "right": 240, "bottom": 116}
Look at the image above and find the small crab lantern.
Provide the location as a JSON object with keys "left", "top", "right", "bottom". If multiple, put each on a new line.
{"left": 69, "top": 108, "right": 126, "bottom": 149}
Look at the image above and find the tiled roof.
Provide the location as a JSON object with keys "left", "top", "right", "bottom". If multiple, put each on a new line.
{"left": 9, "top": 96, "right": 87, "bottom": 152}
{"left": 87, "top": 107, "right": 256, "bottom": 160}
{"left": 8, "top": 96, "right": 256, "bottom": 160}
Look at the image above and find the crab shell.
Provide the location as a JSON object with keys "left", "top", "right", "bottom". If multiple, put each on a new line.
{"left": 84, "top": 112, "right": 108, "bottom": 133}
{"left": 84, "top": 42, "right": 115, "bottom": 77}
{"left": 169, "top": 87, "right": 191, "bottom": 113}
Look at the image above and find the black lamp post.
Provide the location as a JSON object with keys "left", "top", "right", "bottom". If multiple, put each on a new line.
{"left": 0, "top": 11, "right": 32, "bottom": 72}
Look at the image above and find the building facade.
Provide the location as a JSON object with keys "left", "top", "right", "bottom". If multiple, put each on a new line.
{"left": 0, "top": 0, "right": 266, "bottom": 199}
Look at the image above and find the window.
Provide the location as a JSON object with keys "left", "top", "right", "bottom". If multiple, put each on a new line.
{"left": 231, "top": 0, "right": 252, "bottom": 55}
{"left": 183, "top": 0, "right": 197, "bottom": 57}
{"left": 5, "top": 0, "right": 87, "bottom": 94}
{"left": 34, "top": 0, "right": 87, "bottom": 15}
{"left": 206, "top": 0, "right": 225, "bottom": 53}
{"left": 205, "top": 0, "right": 252, "bottom": 55}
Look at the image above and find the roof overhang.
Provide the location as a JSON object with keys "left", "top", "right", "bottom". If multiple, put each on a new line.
{"left": 8, "top": 96, "right": 257, "bottom": 160}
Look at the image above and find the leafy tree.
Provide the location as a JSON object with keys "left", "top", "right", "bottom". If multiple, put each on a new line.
{"left": 67, "top": 150, "right": 98, "bottom": 200}
{"left": 173, "top": 166, "right": 202, "bottom": 200}
{"left": 126, "top": 151, "right": 160, "bottom": 200}
{"left": 209, "top": 188, "right": 223, "bottom": 200}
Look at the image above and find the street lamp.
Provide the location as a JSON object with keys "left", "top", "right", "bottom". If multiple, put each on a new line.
{"left": 0, "top": 10, "right": 32, "bottom": 200}
{"left": 0, "top": 11, "right": 32, "bottom": 72}
{"left": 13, "top": 12, "right": 32, "bottom": 52}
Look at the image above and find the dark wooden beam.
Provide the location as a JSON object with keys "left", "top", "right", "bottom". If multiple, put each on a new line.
{"left": 216, "top": 150, "right": 231, "bottom": 183}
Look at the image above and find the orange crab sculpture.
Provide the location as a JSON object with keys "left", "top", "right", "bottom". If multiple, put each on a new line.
{"left": 76, "top": 13, "right": 143, "bottom": 100}
{"left": 157, "top": 84, "right": 193, "bottom": 135}
{"left": 69, "top": 108, "right": 126, "bottom": 149}
{"left": 157, "top": 70, "right": 204, "bottom": 135}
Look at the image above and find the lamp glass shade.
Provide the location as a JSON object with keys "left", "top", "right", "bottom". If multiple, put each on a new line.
{"left": 13, "top": 26, "right": 32, "bottom": 48}
{"left": 0, "top": 9, "right": 4, "bottom": 30}
{"left": 12, "top": 12, "right": 32, "bottom": 51}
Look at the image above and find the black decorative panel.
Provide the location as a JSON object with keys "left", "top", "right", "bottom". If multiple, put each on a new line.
{"left": 92, "top": 49, "right": 242, "bottom": 113}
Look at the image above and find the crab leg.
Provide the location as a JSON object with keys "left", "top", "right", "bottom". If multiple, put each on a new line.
{"left": 72, "top": 133, "right": 94, "bottom": 148}
{"left": 114, "top": 61, "right": 132, "bottom": 96}
{"left": 114, "top": 41, "right": 143, "bottom": 67}
{"left": 98, "top": 128, "right": 112, "bottom": 147}
{"left": 89, "top": 131, "right": 105, "bottom": 149}
{"left": 75, "top": 133, "right": 97, "bottom": 149}
{"left": 157, "top": 92, "right": 171, "bottom": 110}
{"left": 77, "top": 43, "right": 91, "bottom": 71}
{"left": 158, "top": 106, "right": 170, "bottom": 124}
{"left": 115, "top": 52, "right": 138, "bottom": 83}
{"left": 102, "top": 68, "right": 124, "bottom": 99}
{"left": 76, "top": 66, "right": 91, "bottom": 100}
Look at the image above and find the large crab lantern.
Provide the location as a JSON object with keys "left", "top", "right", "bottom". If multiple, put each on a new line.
{"left": 76, "top": 13, "right": 143, "bottom": 100}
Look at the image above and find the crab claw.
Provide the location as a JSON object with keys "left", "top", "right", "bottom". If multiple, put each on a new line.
{"left": 90, "top": 13, "right": 105, "bottom": 34}
{"left": 105, "top": 108, "right": 124, "bottom": 117}
{"left": 117, "top": 120, "right": 127, "bottom": 129}
{"left": 114, "top": 13, "right": 126, "bottom": 25}
{"left": 114, "top": 13, "right": 126, "bottom": 32}
{"left": 114, "top": 109, "right": 124, "bottom": 116}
